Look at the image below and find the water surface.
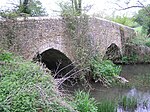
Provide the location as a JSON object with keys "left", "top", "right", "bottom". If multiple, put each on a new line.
{"left": 65, "top": 64, "right": 150, "bottom": 112}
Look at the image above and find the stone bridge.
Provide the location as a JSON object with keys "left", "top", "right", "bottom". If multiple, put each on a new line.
{"left": 0, "top": 16, "right": 135, "bottom": 74}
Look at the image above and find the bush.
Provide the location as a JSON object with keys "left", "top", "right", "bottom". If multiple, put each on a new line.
{"left": 0, "top": 52, "right": 72, "bottom": 112}
{"left": 90, "top": 57, "right": 121, "bottom": 86}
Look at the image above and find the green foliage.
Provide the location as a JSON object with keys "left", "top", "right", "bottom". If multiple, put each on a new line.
{"left": 73, "top": 91, "right": 98, "bottom": 112}
{"left": 59, "top": 2, "right": 78, "bottom": 17}
{"left": 130, "top": 33, "right": 150, "bottom": 47}
{"left": 111, "top": 15, "right": 137, "bottom": 27}
{"left": 0, "top": 52, "right": 13, "bottom": 62}
{"left": 0, "top": 0, "right": 47, "bottom": 18}
{"left": 121, "top": 54, "right": 139, "bottom": 63}
{"left": 119, "top": 96, "right": 137, "bottom": 111}
{"left": 97, "top": 100, "right": 117, "bottom": 112}
{"left": 0, "top": 52, "right": 71, "bottom": 112}
{"left": 145, "top": 41, "right": 150, "bottom": 47}
{"left": 24, "top": 0, "right": 47, "bottom": 17}
{"left": 134, "top": 5, "right": 150, "bottom": 35}
{"left": 90, "top": 57, "right": 121, "bottom": 86}
{"left": 59, "top": 0, "right": 82, "bottom": 17}
{"left": 0, "top": 9, "right": 19, "bottom": 18}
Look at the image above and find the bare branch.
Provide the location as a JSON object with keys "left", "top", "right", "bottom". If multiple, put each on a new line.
{"left": 114, "top": 2, "right": 144, "bottom": 11}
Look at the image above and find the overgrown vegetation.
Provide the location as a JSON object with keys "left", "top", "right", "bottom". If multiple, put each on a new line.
{"left": 90, "top": 56, "right": 121, "bottom": 86}
{"left": 131, "top": 33, "right": 150, "bottom": 47}
{"left": 0, "top": 51, "right": 74, "bottom": 112}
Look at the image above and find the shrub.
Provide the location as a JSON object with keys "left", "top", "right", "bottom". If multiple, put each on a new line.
{"left": 90, "top": 57, "right": 121, "bottom": 86}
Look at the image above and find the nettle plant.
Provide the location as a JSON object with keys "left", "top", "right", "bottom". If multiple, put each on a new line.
{"left": 90, "top": 56, "right": 121, "bottom": 86}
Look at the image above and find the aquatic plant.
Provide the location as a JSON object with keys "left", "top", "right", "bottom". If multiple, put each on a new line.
{"left": 119, "top": 96, "right": 138, "bottom": 111}
{"left": 97, "top": 100, "right": 117, "bottom": 112}
{"left": 73, "top": 90, "right": 98, "bottom": 112}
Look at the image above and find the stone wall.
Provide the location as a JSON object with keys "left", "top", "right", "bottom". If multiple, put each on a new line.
{"left": 124, "top": 44, "right": 150, "bottom": 63}
{"left": 88, "top": 17, "right": 135, "bottom": 57}
{"left": 0, "top": 16, "right": 135, "bottom": 62}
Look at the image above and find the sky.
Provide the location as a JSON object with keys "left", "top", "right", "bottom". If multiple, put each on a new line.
{"left": 0, "top": 0, "right": 149, "bottom": 17}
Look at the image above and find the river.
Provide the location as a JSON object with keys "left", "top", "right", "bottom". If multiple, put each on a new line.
{"left": 64, "top": 64, "right": 150, "bottom": 112}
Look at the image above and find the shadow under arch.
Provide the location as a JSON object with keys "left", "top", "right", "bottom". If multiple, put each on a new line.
{"left": 34, "top": 48, "right": 74, "bottom": 78}
{"left": 103, "top": 43, "right": 122, "bottom": 61}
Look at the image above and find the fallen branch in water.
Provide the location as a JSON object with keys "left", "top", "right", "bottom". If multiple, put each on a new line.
{"left": 114, "top": 75, "right": 129, "bottom": 84}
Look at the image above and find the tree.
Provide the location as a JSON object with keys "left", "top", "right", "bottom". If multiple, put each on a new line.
{"left": 22, "top": 0, "right": 30, "bottom": 14}
{"left": 134, "top": 5, "right": 150, "bottom": 35}
{"left": 18, "top": 0, "right": 48, "bottom": 17}
{"left": 112, "top": 0, "right": 150, "bottom": 35}
{"left": 73, "top": 0, "right": 82, "bottom": 15}
{"left": 59, "top": 0, "right": 82, "bottom": 16}
{"left": 0, "top": 0, "right": 47, "bottom": 18}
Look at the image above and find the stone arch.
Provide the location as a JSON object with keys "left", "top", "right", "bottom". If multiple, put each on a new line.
{"left": 33, "top": 45, "right": 74, "bottom": 78}
{"left": 103, "top": 43, "right": 122, "bottom": 61}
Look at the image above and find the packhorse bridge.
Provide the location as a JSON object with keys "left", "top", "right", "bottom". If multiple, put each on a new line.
{"left": 0, "top": 16, "right": 135, "bottom": 74}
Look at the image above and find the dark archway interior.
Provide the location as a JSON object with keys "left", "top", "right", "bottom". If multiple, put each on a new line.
{"left": 103, "top": 43, "right": 122, "bottom": 61}
{"left": 35, "top": 49, "right": 74, "bottom": 78}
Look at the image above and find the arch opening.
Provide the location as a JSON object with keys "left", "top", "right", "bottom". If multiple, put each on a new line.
{"left": 34, "top": 49, "right": 74, "bottom": 78}
{"left": 103, "top": 43, "right": 122, "bottom": 62}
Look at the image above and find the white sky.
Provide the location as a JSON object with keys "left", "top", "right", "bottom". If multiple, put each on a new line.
{"left": 0, "top": 0, "right": 149, "bottom": 17}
